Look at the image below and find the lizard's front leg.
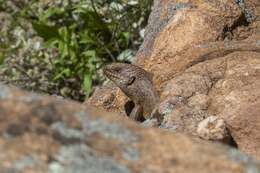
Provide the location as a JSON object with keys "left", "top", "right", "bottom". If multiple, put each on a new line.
{"left": 129, "top": 104, "right": 143, "bottom": 121}
{"left": 150, "top": 106, "right": 163, "bottom": 124}
{"left": 141, "top": 107, "right": 162, "bottom": 127}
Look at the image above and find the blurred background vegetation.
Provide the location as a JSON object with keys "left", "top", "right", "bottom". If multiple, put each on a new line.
{"left": 0, "top": 0, "right": 152, "bottom": 101}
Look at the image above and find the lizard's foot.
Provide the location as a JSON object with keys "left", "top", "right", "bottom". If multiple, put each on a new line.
{"left": 141, "top": 118, "right": 160, "bottom": 128}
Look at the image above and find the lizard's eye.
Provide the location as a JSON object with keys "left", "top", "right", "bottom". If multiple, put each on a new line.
{"left": 127, "top": 76, "right": 136, "bottom": 85}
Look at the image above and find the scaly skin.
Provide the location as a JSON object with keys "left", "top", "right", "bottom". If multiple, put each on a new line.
{"left": 103, "top": 63, "right": 160, "bottom": 121}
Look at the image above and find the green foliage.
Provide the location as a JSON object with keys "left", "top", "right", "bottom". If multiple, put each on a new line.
{"left": 0, "top": 52, "right": 4, "bottom": 65}
{"left": 0, "top": 0, "right": 152, "bottom": 100}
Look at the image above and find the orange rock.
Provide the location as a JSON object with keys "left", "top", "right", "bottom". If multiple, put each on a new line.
{"left": 88, "top": 0, "right": 260, "bottom": 160}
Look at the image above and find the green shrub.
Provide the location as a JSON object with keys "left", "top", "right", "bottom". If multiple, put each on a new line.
{"left": 0, "top": 0, "right": 152, "bottom": 101}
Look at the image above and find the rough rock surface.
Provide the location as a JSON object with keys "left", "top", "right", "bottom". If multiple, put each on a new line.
{"left": 197, "top": 116, "right": 229, "bottom": 142}
{"left": 1, "top": 83, "right": 260, "bottom": 173}
{"left": 88, "top": 0, "right": 260, "bottom": 160}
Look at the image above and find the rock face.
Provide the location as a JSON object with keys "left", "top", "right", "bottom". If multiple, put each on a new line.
{"left": 1, "top": 84, "right": 260, "bottom": 173}
{"left": 88, "top": 0, "right": 260, "bottom": 160}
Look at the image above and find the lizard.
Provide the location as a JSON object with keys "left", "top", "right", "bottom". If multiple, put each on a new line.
{"left": 103, "top": 63, "right": 161, "bottom": 122}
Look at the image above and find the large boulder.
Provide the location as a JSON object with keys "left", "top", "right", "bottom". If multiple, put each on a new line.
{"left": 1, "top": 84, "right": 260, "bottom": 173}
{"left": 88, "top": 0, "right": 260, "bottom": 159}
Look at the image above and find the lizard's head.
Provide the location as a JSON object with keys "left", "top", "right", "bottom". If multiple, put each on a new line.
{"left": 103, "top": 63, "right": 150, "bottom": 90}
